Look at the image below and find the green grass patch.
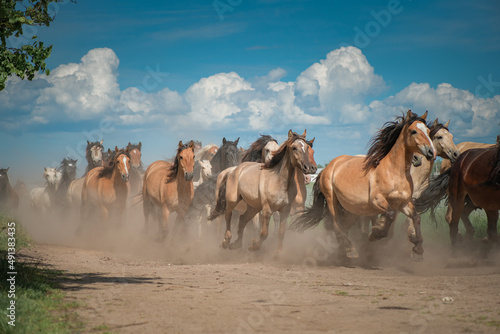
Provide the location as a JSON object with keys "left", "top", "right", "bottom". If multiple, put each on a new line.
{"left": 0, "top": 212, "right": 83, "bottom": 333}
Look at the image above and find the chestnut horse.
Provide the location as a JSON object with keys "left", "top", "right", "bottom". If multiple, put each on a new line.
{"left": 0, "top": 168, "right": 19, "bottom": 214}
{"left": 81, "top": 147, "right": 131, "bottom": 225}
{"left": 209, "top": 130, "right": 317, "bottom": 254}
{"left": 142, "top": 141, "right": 195, "bottom": 240}
{"left": 416, "top": 136, "right": 500, "bottom": 254}
{"left": 292, "top": 111, "right": 435, "bottom": 261}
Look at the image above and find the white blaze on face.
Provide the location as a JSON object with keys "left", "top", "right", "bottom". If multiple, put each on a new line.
{"left": 299, "top": 140, "right": 306, "bottom": 153}
{"left": 122, "top": 156, "right": 129, "bottom": 175}
{"left": 416, "top": 122, "right": 436, "bottom": 153}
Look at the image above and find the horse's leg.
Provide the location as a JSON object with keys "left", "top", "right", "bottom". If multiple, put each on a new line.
{"left": 485, "top": 209, "right": 499, "bottom": 243}
{"left": 400, "top": 202, "right": 423, "bottom": 261}
{"left": 229, "top": 206, "right": 260, "bottom": 250}
{"left": 276, "top": 206, "right": 292, "bottom": 256}
{"left": 159, "top": 205, "right": 170, "bottom": 241}
{"left": 324, "top": 191, "right": 358, "bottom": 258}
{"left": 461, "top": 201, "right": 476, "bottom": 241}
{"left": 249, "top": 206, "right": 272, "bottom": 251}
{"left": 222, "top": 200, "right": 238, "bottom": 249}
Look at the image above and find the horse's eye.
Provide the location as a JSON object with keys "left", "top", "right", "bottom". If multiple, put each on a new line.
{"left": 179, "top": 156, "right": 183, "bottom": 160}
{"left": 411, "top": 130, "right": 417, "bottom": 135}
{"left": 436, "top": 136, "right": 443, "bottom": 140}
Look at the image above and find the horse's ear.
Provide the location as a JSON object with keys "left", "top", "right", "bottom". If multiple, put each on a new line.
{"left": 115, "top": 146, "right": 119, "bottom": 152}
{"left": 128, "top": 142, "right": 131, "bottom": 147}
{"left": 100, "top": 139, "right": 103, "bottom": 145}
{"left": 301, "top": 129, "right": 307, "bottom": 138}
{"left": 189, "top": 141, "right": 195, "bottom": 150}
{"left": 309, "top": 137, "right": 315, "bottom": 146}
{"left": 433, "top": 118, "right": 438, "bottom": 127}
{"left": 178, "top": 141, "right": 183, "bottom": 148}
{"left": 223, "top": 137, "right": 227, "bottom": 145}
{"left": 138, "top": 142, "right": 142, "bottom": 150}
{"left": 405, "top": 110, "right": 413, "bottom": 120}
{"left": 87, "top": 140, "right": 90, "bottom": 145}
{"left": 444, "top": 119, "right": 450, "bottom": 128}
{"left": 44, "top": 167, "right": 47, "bottom": 172}
{"left": 235, "top": 137, "right": 240, "bottom": 145}
{"left": 288, "top": 129, "right": 293, "bottom": 138}
{"left": 421, "top": 110, "right": 428, "bottom": 121}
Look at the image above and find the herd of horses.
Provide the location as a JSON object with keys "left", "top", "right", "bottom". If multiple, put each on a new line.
{"left": 1, "top": 110, "right": 499, "bottom": 261}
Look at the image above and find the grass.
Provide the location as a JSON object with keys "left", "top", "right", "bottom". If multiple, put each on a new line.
{"left": 0, "top": 212, "right": 84, "bottom": 334}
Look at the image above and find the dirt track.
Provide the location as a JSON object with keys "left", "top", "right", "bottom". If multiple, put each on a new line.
{"left": 20, "top": 210, "right": 500, "bottom": 334}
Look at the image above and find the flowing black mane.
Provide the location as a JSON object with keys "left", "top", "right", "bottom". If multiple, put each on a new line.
{"left": 241, "top": 135, "right": 278, "bottom": 163}
{"left": 263, "top": 132, "right": 304, "bottom": 169}
{"left": 166, "top": 142, "right": 193, "bottom": 183}
{"left": 98, "top": 149, "right": 130, "bottom": 178}
{"left": 364, "top": 111, "right": 427, "bottom": 171}
{"left": 210, "top": 137, "right": 240, "bottom": 174}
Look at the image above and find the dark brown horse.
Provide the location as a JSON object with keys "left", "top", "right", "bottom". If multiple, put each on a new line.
{"left": 416, "top": 135, "right": 500, "bottom": 254}
{"left": 83, "top": 140, "right": 104, "bottom": 177}
{"left": 0, "top": 168, "right": 19, "bottom": 214}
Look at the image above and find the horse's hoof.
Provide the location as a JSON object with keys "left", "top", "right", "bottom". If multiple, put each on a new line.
{"left": 228, "top": 240, "right": 242, "bottom": 250}
{"left": 221, "top": 238, "right": 230, "bottom": 249}
{"left": 346, "top": 248, "right": 359, "bottom": 259}
{"left": 411, "top": 252, "right": 424, "bottom": 262}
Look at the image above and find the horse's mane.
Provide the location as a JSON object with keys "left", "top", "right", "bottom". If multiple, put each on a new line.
{"left": 166, "top": 142, "right": 192, "bottom": 183}
{"left": 364, "top": 111, "right": 427, "bottom": 171}
{"left": 98, "top": 149, "right": 130, "bottom": 178}
{"left": 486, "top": 135, "right": 500, "bottom": 186}
{"left": 428, "top": 120, "right": 449, "bottom": 139}
{"left": 86, "top": 141, "right": 103, "bottom": 165}
{"left": 241, "top": 135, "right": 278, "bottom": 163}
{"left": 263, "top": 132, "right": 304, "bottom": 169}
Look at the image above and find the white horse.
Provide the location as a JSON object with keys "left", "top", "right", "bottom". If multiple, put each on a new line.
{"left": 30, "top": 167, "right": 62, "bottom": 214}
{"left": 193, "top": 160, "right": 212, "bottom": 189}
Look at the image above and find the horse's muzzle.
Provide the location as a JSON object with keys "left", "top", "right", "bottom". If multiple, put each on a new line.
{"left": 448, "top": 150, "right": 460, "bottom": 163}
{"left": 121, "top": 174, "right": 129, "bottom": 182}
{"left": 302, "top": 164, "right": 317, "bottom": 175}
{"left": 185, "top": 172, "right": 194, "bottom": 181}
{"left": 421, "top": 146, "right": 436, "bottom": 161}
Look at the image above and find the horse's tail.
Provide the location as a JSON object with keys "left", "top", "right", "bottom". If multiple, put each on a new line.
{"left": 207, "top": 173, "right": 228, "bottom": 221}
{"left": 414, "top": 169, "right": 451, "bottom": 214}
{"left": 290, "top": 170, "right": 328, "bottom": 232}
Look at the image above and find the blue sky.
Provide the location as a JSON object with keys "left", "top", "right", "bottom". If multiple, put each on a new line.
{"left": 1, "top": 0, "right": 500, "bottom": 184}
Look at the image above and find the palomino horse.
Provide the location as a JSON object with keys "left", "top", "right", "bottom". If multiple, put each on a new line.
{"left": 54, "top": 158, "right": 77, "bottom": 209}
{"left": 83, "top": 140, "right": 104, "bottom": 177}
{"left": 0, "top": 168, "right": 19, "bottom": 214}
{"left": 127, "top": 142, "right": 144, "bottom": 196}
{"left": 30, "top": 167, "right": 61, "bottom": 214}
{"left": 81, "top": 147, "right": 131, "bottom": 225}
{"left": 416, "top": 136, "right": 500, "bottom": 254}
{"left": 292, "top": 111, "right": 435, "bottom": 260}
{"left": 209, "top": 130, "right": 317, "bottom": 254}
{"left": 142, "top": 141, "right": 195, "bottom": 240}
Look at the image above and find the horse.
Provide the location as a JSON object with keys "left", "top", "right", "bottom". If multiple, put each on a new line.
{"left": 210, "top": 137, "right": 240, "bottom": 175}
{"left": 0, "top": 168, "right": 19, "bottom": 214}
{"left": 54, "top": 158, "right": 78, "bottom": 209}
{"left": 292, "top": 111, "right": 435, "bottom": 261}
{"left": 30, "top": 167, "right": 61, "bottom": 214}
{"left": 209, "top": 130, "right": 317, "bottom": 255}
{"left": 142, "top": 141, "right": 195, "bottom": 240}
{"left": 193, "top": 160, "right": 212, "bottom": 189}
{"left": 195, "top": 144, "right": 219, "bottom": 162}
{"left": 83, "top": 140, "right": 104, "bottom": 177}
{"left": 415, "top": 136, "right": 500, "bottom": 254}
{"left": 441, "top": 141, "right": 494, "bottom": 174}
{"left": 126, "top": 142, "right": 144, "bottom": 196}
{"left": 80, "top": 147, "right": 131, "bottom": 227}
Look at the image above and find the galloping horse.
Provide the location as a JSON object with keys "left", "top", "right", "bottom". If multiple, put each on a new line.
{"left": 142, "top": 141, "right": 195, "bottom": 240}
{"left": 127, "top": 142, "right": 144, "bottom": 196}
{"left": 30, "top": 167, "right": 61, "bottom": 214}
{"left": 83, "top": 140, "right": 104, "bottom": 177}
{"left": 292, "top": 111, "right": 435, "bottom": 260}
{"left": 81, "top": 147, "right": 131, "bottom": 225}
{"left": 416, "top": 136, "right": 500, "bottom": 254}
{"left": 210, "top": 137, "right": 240, "bottom": 175}
{"left": 209, "top": 130, "right": 317, "bottom": 254}
{"left": 0, "top": 168, "right": 19, "bottom": 214}
{"left": 55, "top": 158, "right": 77, "bottom": 209}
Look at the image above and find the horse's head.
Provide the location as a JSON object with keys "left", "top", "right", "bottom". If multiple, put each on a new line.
{"left": 288, "top": 129, "right": 317, "bottom": 174}
{"left": 262, "top": 140, "right": 280, "bottom": 163}
{"left": 113, "top": 147, "right": 131, "bottom": 183}
{"left": 177, "top": 141, "right": 195, "bottom": 181}
{"left": 127, "top": 142, "right": 143, "bottom": 170}
{"left": 87, "top": 140, "right": 103, "bottom": 166}
{"left": 429, "top": 119, "right": 460, "bottom": 163}
{"left": 61, "top": 158, "right": 77, "bottom": 180}
{"left": 199, "top": 160, "right": 212, "bottom": 180}
{"left": 208, "top": 145, "right": 218, "bottom": 159}
{"left": 0, "top": 168, "right": 9, "bottom": 184}
{"left": 213, "top": 137, "right": 240, "bottom": 172}
{"left": 44, "top": 167, "right": 62, "bottom": 189}
{"left": 405, "top": 111, "right": 436, "bottom": 161}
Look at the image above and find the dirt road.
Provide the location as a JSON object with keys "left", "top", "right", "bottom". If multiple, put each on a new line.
{"left": 20, "top": 213, "right": 500, "bottom": 334}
